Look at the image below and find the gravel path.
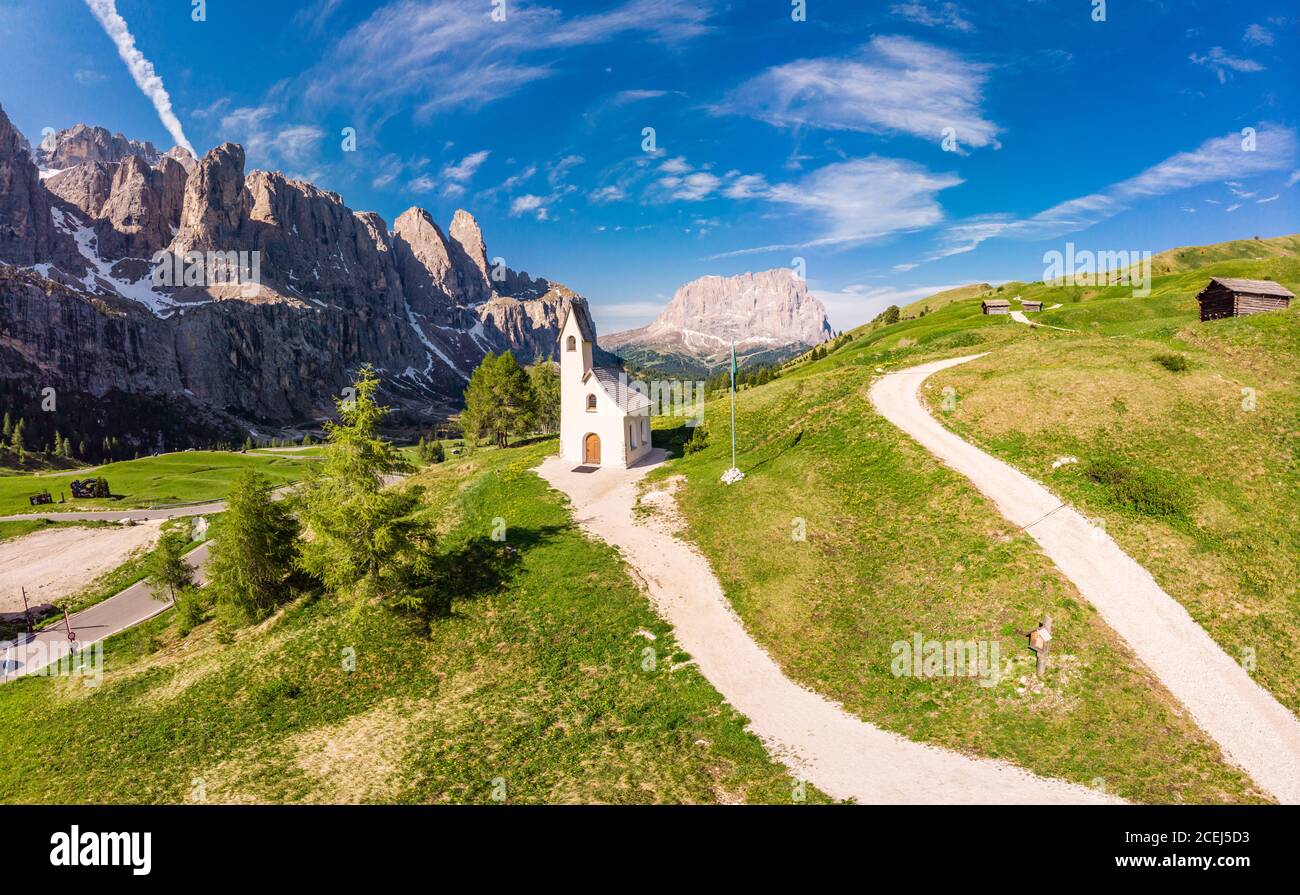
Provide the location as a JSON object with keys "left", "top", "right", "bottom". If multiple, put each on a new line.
{"left": 870, "top": 353, "right": 1300, "bottom": 804}
{"left": 0, "top": 522, "right": 163, "bottom": 614}
{"left": 538, "top": 451, "right": 1116, "bottom": 804}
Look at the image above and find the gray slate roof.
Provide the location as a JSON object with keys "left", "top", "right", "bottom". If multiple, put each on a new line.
{"left": 558, "top": 298, "right": 598, "bottom": 344}
{"left": 587, "top": 365, "right": 653, "bottom": 413}
{"left": 1204, "top": 277, "right": 1295, "bottom": 298}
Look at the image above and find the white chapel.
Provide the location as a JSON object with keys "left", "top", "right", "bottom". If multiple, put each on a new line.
{"left": 558, "top": 299, "right": 652, "bottom": 468}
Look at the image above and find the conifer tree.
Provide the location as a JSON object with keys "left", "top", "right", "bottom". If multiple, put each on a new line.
{"left": 145, "top": 530, "right": 194, "bottom": 603}
{"left": 295, "top": 366, "right": 439, "bottom": 614}
{"left": 208, "top": 470, "right": 300, "bottom": 624}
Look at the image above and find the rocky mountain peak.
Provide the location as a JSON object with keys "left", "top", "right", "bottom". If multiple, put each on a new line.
{"left": 36, "top": 123, "right": 161, "bottom": 171}
{"left": 173, "top": 142, "right": 247, "bottom": 255}
{"left": 164, "top": 145, "right": 197, "bottom": 174}
{"left": 0, "top": 103, "right": 59, "bottom": 265}
{"left": 448, "top": 208, "right": 492, "bottom": 304}
{"left": 604, "top": 267, "right": 832, "bottom": 372}
{"left": 392, "top": 206, "right": 457, "bottom": 305}
{"left": 1, "top": 107, "right": 598, "bottom": 445}
{"left": 94, "top": 153, "right": 187, "bottom": 260}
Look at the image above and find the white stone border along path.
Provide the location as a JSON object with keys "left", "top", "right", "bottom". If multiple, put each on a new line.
{"left": 869, "top": 353, "right": 1300, "bottom": 804}
{"left": 538, "top": 452, "right": 1117, "bottom": 804}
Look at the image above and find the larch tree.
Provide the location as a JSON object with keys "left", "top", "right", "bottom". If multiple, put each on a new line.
{"left": 207, "top": 469, "right": 300, "bottom": 624}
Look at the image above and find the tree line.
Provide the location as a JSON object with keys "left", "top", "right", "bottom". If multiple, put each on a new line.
{"left": 459, "top": 352, "right": 559, "bottom": 449}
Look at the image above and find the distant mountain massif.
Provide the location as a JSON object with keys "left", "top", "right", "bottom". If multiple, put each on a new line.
{"left": 604, "top": 267, "right": 833, "bottom": 376}
{"left": 0, "top": 105, "right": 589, "bottom": 451}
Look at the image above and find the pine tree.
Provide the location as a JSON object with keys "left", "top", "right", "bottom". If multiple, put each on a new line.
{"left": 528, "top": 357, "right": 561, "bottom": 434}
{"left": 10, "top": 419, "right": 24, "bottom": 458}
{"left": 145, "top": 530, "right": 194, "bottom": 603}
{"left": 241, "top": 435, "right": 253, "bottom": 452}
{"left": 1, "top": 412, "right": 10, "bottom": 439}
{"left": 461, "top": 352, "right": 535, "bottom": 449}
{"left": 295, "top": 365, "right": 439, "bottom": 614}
{"left": 207, "top": 470, "right": 300, "bottom": 625}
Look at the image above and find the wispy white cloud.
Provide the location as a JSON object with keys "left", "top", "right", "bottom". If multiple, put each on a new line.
{"left": 722, "top": 173, "right": 770, "bottom": 199}
{"left": 510, "top": 193, "right": 550, "bottom": 220}
{"left": 294, "top": 0, "right": 345, "bottom": 36}
{"left": 713, "top": 157, "right": 961, "bottom": 257}
{"left": 1243, "top": 23, "right": 1274, "bottom": 46}
{"left": 588, "top": 185, "right": 626, "bottom": 203}
{"left": 220, "top": 105, "right": 324, "bottom": 172}
{"left": 933, "top": 125, "right": 1298, "bottom": 258}
{"left": 301, "top": 0, "right": 715, "bottom": 123}
{"left": 1189, "top": 46, "right": 1264, "bottom": 83}
{"left": 890, "top": 2, "right": 974, "bottom": 32}
{"left": 82, "top": 0, "right": 195, "bottom": 156}
{"left": 442, "top": 150, "right": 490, "bottom": 183}
{"left": 658, "top": 156, "right": 692, "bottom": 175}
{"left": 663, "top": 171, "right": 721, "bottom": 201}
{"left": 1257, "top": 194, "right": 1279, "bottom": 203}
{"left": 611, "top": 89, "right": 669, "bottom": 105}
{"left": 547, "top": 154, "right": 584, "bottom": 187}
{"left": 717, "top": 35, "right": 999, "bottom": 149}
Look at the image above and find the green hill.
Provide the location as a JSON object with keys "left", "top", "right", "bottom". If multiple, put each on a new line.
{"left": 641, "top": 232, "right": 1297, "bottom": 803}
{"left": 900, "top": 282, "right": 994, "bottom": 318}
{"left": 1144, "top": 233, "right": 1300, "bottom": 277}
{"left": 0, "top": 441, "right": 818, "bottom": 804}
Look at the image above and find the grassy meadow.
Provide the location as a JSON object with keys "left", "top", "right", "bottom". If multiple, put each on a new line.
{"left": 0, "top": 451, "right": 314, "bottom": 515}
{"left": 0, "top": 440, "right": 823, "bottom": 804}
{"left": 640, "top": 237, "right": 1300, "bottom": 803}
{"left": 926, "top": 258, "right": 1300, "bottom": 714}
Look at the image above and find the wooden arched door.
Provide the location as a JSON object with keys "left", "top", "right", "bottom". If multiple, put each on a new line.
{"left": 583, "top": 433, "right": 601, "bottom": 464}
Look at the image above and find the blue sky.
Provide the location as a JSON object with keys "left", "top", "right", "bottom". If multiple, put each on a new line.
{"left": 1, "top": 0, "right": 1296, "bottom": 332}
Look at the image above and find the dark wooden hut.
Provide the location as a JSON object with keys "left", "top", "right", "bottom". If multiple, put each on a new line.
{"left": 981, "top": 299, "right": 1010, "bottom": 315}
{"left": 1195, "top": 277, "right": 1294, "bottom": 321}
{"left": 1021, "top": 300, "right": 1043, "bottom": 312}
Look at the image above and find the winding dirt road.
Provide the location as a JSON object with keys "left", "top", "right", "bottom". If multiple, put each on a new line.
{"left": 538, "top": 451, "right": 1117, "bottom": 805}
{"left": 869, "top": 353, "right": 1300, "bottom": 804}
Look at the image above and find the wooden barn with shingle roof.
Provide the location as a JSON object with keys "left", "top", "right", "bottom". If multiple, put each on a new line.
{"left": 1195, "top": 277, "right": 1294, "bottom": 321}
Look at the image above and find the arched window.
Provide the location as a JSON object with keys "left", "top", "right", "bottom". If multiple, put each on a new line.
{"left": 586, "top": 394, "right": 597, "bottom": 411}
{"left": 629, "top": 424, "right": 637, "bottom": 448}
{"left": 566, "top": 335, "right": 576, "bottom": 351}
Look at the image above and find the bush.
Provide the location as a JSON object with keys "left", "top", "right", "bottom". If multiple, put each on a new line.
{"left": 1153, "top": 352, "right": 1189, "bottom": 372}
{"left": 1082, "top": 456, "right": 1189, "bottom": 521}
{"left": 683, "top": 426, "right": 709, "bottom": 455}
{"left": 174, "top": 586, "right": 207, "bottom": 636}
{"left": 417, "top": 436, "right": 445, "bottom": 464}
{"left": 250, "top": 677, "right": 302, "bottom": 711}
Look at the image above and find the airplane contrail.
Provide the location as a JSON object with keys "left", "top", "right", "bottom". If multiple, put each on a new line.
{"left": 83, "top": 0, "right": 196, "bottom": 158}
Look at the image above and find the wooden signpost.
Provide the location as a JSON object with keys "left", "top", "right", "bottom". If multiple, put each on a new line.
{"left": 1027, "top": 614, "right": 1052, "bottom": 677}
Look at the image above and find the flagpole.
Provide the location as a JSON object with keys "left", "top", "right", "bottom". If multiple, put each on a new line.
{"left": 722, "top": 341, "right": 743, "bottom": 484}
{"left": 730, "top": 342, "right": 736, "bottom": 471}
